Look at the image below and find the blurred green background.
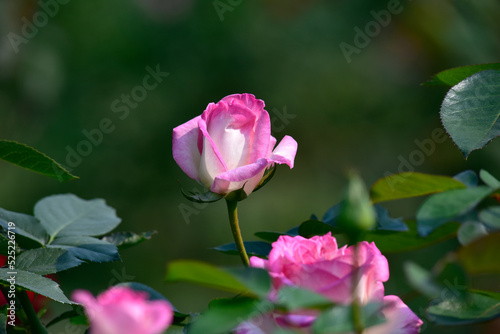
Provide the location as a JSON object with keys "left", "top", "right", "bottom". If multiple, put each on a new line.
{"left": 1, "top": 0, "right": 500, "bottom": 332}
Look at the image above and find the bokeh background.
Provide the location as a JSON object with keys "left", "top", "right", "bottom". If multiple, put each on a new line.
{"left": 1, "top": 0, "right": 500, "bottom": 333}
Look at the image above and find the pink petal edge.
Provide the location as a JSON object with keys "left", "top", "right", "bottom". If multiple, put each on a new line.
{"left": 172, "top": 116, "right": 203, "bottom": 181}
{"left": 270, "top": 135, "right": 298, "bottom": 168}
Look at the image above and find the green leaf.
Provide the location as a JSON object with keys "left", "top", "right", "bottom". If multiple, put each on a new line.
{"left": 0, "top": 313, "right": 5, "bottom": 334}
{"left": 457, "top": 233, "right": 500, "bottom": 274}
{"left": 34, "top": 194, "right": 121, "bottom": 242}
{"left": 426, "top": 63, "right": 500, "bottom": 86}
{"left": 313, "top": 303, "right": 385, "bottom": 334}
{"left": 0, "top": 209, "right": 47, "bottom": 246}
{"left": 254, "top": 231, "right": 286, "bottom": 243}
{"left": 118, "top": 282, "right": 169, "bottom": 301}
{"left": 0, "top": 268, "right": 73, "bottom": 304}
{"left": 101, "top": 230, "right": 157, "bottom": 250}
{"left": 298, "top": 220, "right": 337, "bottom": 238}
{"left": 188, "top": 297, "right": 266, "bottom": 334}
{"left": 479, "top": 206, "right": 500, "bottom": 229}
{"left": 165, "top": 260, "right": 247, "bottom": 293}
{"left": 454, "top": 170, "right": 478, "bottom": 187}
{"left": 0, "top": 140, "right": 78, "bottom": 182}
{"left": 16, "top": 248, "right": 82, "bottom": 275}
{"left": 224, "top": 267, "right": 271, "bottom": 299}
{"left": 49, "top": 236, "right": 120, "bottom": 263}
{"left": 180, "top": 187, "right": 223, "bottom": 203}
{"left": 363, "top": 221, "right": 459, "bottom": 253}
{"left": 213, "top": 241, "right": 272, "bottom": 258}
{"left": 403, "top": 262, "right": 442, "bottom": 299}
{"left": 457, "top": 222, "right": 488, "bottom": 246}
{"left": 374, "top": 205, "right": 408, "bottom": 231}
{"left": 427, "top": 290, "right": 500, "bottom": 325}
{"left": 276, "top": 286, "right": 333, "bottom": 310}
{"left": 479, "top": 169, "right": 500, "bottom": 189}
{"left": 440, "top": 70, "right": 500, "bottom": 157}
{"left": 370, "top": 172, "right": 466, "bottom": 203}
{"left": 46, "top": 306, "right": 86, "bottom": 328}
{"left": 416, "top": 186, "right": 493, "bottom": 236}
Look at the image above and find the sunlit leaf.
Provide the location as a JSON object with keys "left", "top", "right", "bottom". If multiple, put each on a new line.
{"left": 0, "top": 140, "right": 78, "bottom": 182}
{"left": 425, "top": 63, "right": 500, "bottom": 86}
{"left": 371, "top": 172, "right": 465, "bottom": 203}
{"left": 440, "top": 70, "right": 500, "bottom": 157}
{"left": 416, "top": 186, "right": 492, "bottom": 236}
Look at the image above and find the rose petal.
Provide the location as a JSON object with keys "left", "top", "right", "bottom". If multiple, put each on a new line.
{"left": 172, "top": 116, "right": 202, "bottom": 181}
{"left": 270, "top": 135, "right": 298, "bottom": 168}
{"left": 204, "top": 99, "right": 257, "bottom": 170}
{"left": 223, "top": 94, "right": 272, "bottom": 165}
{"left": 211, "top": 158, "right": 270, "bottom": 194}
{"left": 365, "top": 295, "right": 423, "bottom": 334}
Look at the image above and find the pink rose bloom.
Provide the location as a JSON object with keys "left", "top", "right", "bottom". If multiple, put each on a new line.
{"left": 237, "top": 233, "right": 422, "bottom": 334}
{"left": 72, "top": 286, "right": 173, "bottom": 334}
{"left": 172, "top": 93, "right": 297, "bottom": 196}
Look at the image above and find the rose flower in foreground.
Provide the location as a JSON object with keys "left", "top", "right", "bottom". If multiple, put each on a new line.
{"left": 72, "top": 286, "right": 173, "bottom": 334}
{"left": 173, "top": 93, "right": 297, "bottom": 196}
{"left": 237, "top": 233, "right": 423, "bottom": 333}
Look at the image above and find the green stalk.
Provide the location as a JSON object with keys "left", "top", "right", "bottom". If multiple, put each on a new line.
{"left": 352, "top": 243, "right": 364, "bottom": 334}
{"left": 225, "top": 199, "right": 249, "bottom": 266}
{"left": 18, "top": 289, "right": 48, "bottom": 334}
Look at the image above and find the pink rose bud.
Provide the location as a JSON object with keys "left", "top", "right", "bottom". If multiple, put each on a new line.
{"left": 238, "top": 233, "right": 423, "bottom": 334}
{"left": 72, "top": 286, "right": 173, "bottom": 334}
{"left": 173, "top": 93, "right": 298, "bottom": 196}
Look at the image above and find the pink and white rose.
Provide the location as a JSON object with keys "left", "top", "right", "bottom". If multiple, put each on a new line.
{"left": 72, "top": 286, "right": 173, "bottom": 334}
{"left": 172, "top": 93, "right": 297, "bottom": 196}
{"left": 237, "top": 233, "right": 423, "bottom": 333}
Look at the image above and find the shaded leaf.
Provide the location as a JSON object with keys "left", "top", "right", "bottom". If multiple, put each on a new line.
{"left": 276, "top": 286, "right": 333, "bottom": 310}
{"left": 101, "top": 230, "right": 156, "bottom": 250}
{"left": 313, "top": 303, "right": 385, "bottom": 334}
{"left": 416, "top": 186, "right": 492, "bottom": 236}
{"left": 364, "top": 221, "right": 459, "bottom": 253}
{"left": 214, "top": 241, "right": 272, "bottom": 258}
{"left": 479, "top": 206, "right": 500, "bottom": 229}
{"left": 0, "top": 268, "right": 73, "bottom": 304}
{"left": 0, "top": 140, "right": 78, "bottom": 182}
{"left": 34, "top": 194, "right": 121, "bottom": 242}
{"left": 322, "top": 203, "right": 342, "bottom": 226}
{"left": 457, "top": 222, "right": 488, "bottom": 246}
{"left": 454, "top": 170, "right": 478, "bottom": 187}
{"left": 0, "top": 209, "right": 47, "bottom": 246}
{"left": 254, "top": 231, "right": 286, "bottom": 243}
{"left": 298, "top": 220, "right": 338, "bottom": 238}
{"left": 0, "top": 313, "right": 5, "bottom": 334}
{"left": 375, "top": 205, "right": 408, "bottom": 231}
{"left": 371, "top": 172, "right": 465, "bottom": 203}
{"left": 180, "top": 186, "right": 223, "bottom": 203}
{"left": 426, "top": 63, "right": 500, "bottom": 86}
{"left": 188, "top": 297, "right": 266, "bottom": 334}
{"left": 440, "top": 70, "right": 500, "bottom": 157}
{"left": 49, "top": 236, "right": 120, "bottom": 263}
{"left": 16, "top": 248, "right": 82, "bottom": 275}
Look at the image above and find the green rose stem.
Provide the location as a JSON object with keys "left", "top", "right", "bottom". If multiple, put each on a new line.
{"left": 226, "top": 199, "right": 249, "bottom": 266}
{"left": 18, "top": 289, "right": 48, "bottom": 334}
{"left": 351, "top": 242, "right": 364, "bottom": 334}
